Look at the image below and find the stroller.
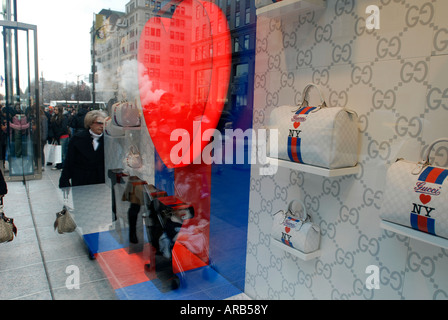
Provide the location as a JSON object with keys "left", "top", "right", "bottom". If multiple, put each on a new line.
{"left": 143, "top": 184, "right": 195, "bottom": 291}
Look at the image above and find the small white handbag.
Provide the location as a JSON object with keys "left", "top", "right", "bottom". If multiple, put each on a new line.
{"left": 104, "top": 116, "right": 125, "bottom": 137}
{"left": 271, "top": 199, "right": 321, "bottom": 254}
{"left": 381, "top": 138, "right": 448, "bottom": 239}
{"left": 112, "top": 101, "right": 141, "bottom": 127}
{"left": 268, "top": 83, "right": 359, "bottom": 169}
{"left": 124, "top": 145, "right": 143, "bottom": 169}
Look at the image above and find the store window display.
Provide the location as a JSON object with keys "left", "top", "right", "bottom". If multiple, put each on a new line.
{"left": 53, "top": 0, "right": 448, "bottom": 301}
{"left": 135, "top": 0, "right": 232, "bottom": 290}
{"left": 90, "top": 0, "right": 251, "bottom": 299}
{"left": 246, "top": 0, "right": 448, "bottom": 300}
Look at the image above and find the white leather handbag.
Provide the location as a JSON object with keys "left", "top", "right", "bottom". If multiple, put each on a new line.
{"left": 104, "top": 116, "right": 125, "bottom": 137}
{"left": 271, "top": 199, "right": 321, "bottom": 254}
{"left": 268, "top": 83, "right": 359, "bottom": 169}
{"left": 381, "top": 138, "right": 448, "bottom": 239}
{"left": 124, "top": 145, "right": 143, "bottom": 169}
{"left": 112, "top": 101, "right": 141, "bottom": 127}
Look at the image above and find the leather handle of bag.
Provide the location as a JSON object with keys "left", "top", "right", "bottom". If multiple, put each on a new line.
{"left": 300, "top": 83, "right": 327, "bottom": 109}
{"left": 273, "top": 210, "right": 284, "bottom": 217}
{"left": 287, "top": 199, "right": 308, "bottom": 222}
{"left": 423, "top": 138, "right": 448, "bottom": 165}
{"left": 130, "top": 145, "right": 140, "bottom": 155}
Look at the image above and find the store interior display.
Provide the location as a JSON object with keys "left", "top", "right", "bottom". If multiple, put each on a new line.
{"left": 96, "top": 0, "right": 448, "bottom": 300}
{"left": 248, "top": 0, "right": 448, "bottom": 300}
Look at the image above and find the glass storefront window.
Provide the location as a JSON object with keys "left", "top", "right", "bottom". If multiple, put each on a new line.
{"left": 2, "top": 0, "right": 447, "bottom": 303}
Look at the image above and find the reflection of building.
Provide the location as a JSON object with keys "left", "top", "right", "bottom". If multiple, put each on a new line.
{"left": 92, "top": 1, "right": 172, "bottom": 101}
{"left": 140, "top": 2, "right": 192, "bottom": 104}
{"left": 91, "top": 9, "right": 124, "bottom": 100}
{"left": 92, "top": 0, "right": 257, "bottom": 123}
{"left": 217, "top": 0, "right": 257, "bottom": 130}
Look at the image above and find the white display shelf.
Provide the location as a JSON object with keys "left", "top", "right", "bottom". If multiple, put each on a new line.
{"left": 380, "top": 220, "right": 448, "bottom": 250}
{"left": 256, "top": 0, "right": 326, "bottom": 17}
{"left": 271, "top": 237, "right": 321, "bottom": 261}
{"left": 267, "top": 157, "right": 359, "bottom": 177}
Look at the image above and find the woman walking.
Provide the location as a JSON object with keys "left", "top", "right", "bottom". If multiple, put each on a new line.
{"left": 49, "top": 106, "right": 70, "bottom": 170}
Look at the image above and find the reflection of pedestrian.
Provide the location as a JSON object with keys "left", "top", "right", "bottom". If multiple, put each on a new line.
{"left": 32, "top": 107, "right": 48, "bottom": 168}
{"left": 0, "top": 165, "right": 7, "bottom": 196}
{"left": 0, "top": 106, "right": 7, "bottom": 167}
{"left": 40, "top": 108, "right": 48, "bottom": 166}
{"left": 49, "top": 106, "right": 69, "bottom": 169}
{"left": 59, "top": 110, "right": 107, "bottom": 188}
{"left": 68, "top": 104, "right": 89, "bottom": 135}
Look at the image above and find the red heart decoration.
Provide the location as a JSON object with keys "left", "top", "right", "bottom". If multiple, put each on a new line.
{"left": 420, "top": 194, "right": 431, "bottom": 205}
{"left": 285, "top": 227, "right": 290, "bottom": 233}
{"left": 138, "top": 0, "right": 231, "bottom": 168}
{"left": 293, "top": 122, "right": 301, "bottom": 129}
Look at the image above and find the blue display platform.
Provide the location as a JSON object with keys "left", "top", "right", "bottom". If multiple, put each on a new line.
{"left": 83, "top": 230, "right": 243, "bottom": 300}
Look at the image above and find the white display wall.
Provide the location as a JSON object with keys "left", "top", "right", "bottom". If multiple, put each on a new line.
{"left": 246, "top": 0, "right": 448, "bottom": 299}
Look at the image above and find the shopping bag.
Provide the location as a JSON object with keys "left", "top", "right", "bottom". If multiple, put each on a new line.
{"left": 43, "top": 143, "right": 51, "bottom": 163}
{"left": 53, "top": 145, "right": 62, "bottom": 164}
{"left": 46, "top": 142, "right": 62, "bottom": 164}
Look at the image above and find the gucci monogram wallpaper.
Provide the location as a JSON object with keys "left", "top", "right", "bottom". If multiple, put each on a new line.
{"left": 247, "top": 0, "right": 448, "bottom": 299}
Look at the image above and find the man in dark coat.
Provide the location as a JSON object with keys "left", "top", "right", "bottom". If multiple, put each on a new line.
{"left": 68, "top": 104, "right": 89, "bottom": 135}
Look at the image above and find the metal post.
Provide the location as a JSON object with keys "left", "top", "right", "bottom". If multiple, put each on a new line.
{"left": 91, "top": 17, "right": 96, "bottom": 106}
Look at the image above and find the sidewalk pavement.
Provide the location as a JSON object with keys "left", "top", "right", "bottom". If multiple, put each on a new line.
{"left": 0, "top": 167, "right": 117, "bottom": 300}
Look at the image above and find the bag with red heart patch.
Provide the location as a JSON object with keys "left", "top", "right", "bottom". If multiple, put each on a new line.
{"left": 271, "top": 199, "right": 320, "bottom": 254}
{"left": 381, "top": 138, "right": 448, "bottom": 239}
{"left": 268, "top": 83, "right": 359, "bottom": 169}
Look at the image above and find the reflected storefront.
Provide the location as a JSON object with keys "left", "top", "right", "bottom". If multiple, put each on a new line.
{"left": 69, "top": 0, "right": 448, "bottom": 301}
{"left": 75, "top": 0, "right": 256, "bottom": 299}
{"left": 0, "top": 17, "right": 41, "bottom": 181}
